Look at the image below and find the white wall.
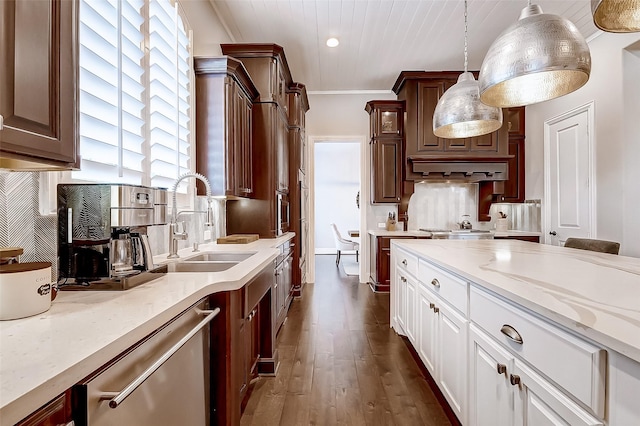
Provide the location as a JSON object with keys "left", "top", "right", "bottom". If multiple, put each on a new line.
{"left": 314, "top": 142, "right": 360, "bottom": 251}
{"left": 180, "top": 0, "right": 232, "bottom": 56}
{"left": 526, "top": 32, "right": 640, "bottom": 257}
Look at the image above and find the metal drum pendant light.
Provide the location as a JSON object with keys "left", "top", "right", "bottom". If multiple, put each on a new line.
{"left": 592, "top": 0, "right": 640, "bottom": 33}
{"left": 478, "top": 2, "right": 591, "bottom": 108}
{"left": 433, "top": 0, "right": 503, "bottom": 138}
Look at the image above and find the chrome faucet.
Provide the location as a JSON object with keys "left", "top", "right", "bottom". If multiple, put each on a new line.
{"left": 168, "top": 172, "right": 214, "bottom": 258}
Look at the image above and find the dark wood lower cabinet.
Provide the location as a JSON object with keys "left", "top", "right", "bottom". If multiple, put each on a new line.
{"left": 495, "top": 235, "right": 540, "bottom": 243}
{"left": 15, "top": 391, "right": 72, "bottom": 426}
{"left": 209, "top": 264, "right": 277, "bottom": 425}
{"left": 369, "top": 235, "right": 428, "bottom": 292}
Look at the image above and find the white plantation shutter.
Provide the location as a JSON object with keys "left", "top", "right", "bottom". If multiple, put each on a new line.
{"left": 75, "top": 0, "right": 145, "bottom": 184}
{"left": 74, "top": 0, "right": 192, "bottom": 192}
{"left": 148, "top": 0, "right": 191, "bottom": 192}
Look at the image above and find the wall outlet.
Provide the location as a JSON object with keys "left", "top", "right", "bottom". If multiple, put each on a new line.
{"left": 203, "top": 230, "right": 212, "bottom": 241}
{"left": 378, "top": 222, "right": 386, "bottom": 228}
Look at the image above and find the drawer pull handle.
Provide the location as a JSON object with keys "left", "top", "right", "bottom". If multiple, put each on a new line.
{"left": 510, "top": 374, "right": 521, "bottom": 386}
{"left": 433, "top": 306, "right": 439, "bottom": 313}
{"left": 429, "top": 303, "right": 435, "bottom": 310}
{"left": 496, "top": 363, "right": 507, "bottom": 376}
{"left": 431, "top": 278, "right": 440, "bottom": 288}
{"left": 402, "top": 259, "right": 408, "bottom": 266}
{"left": 104, "top": 307, "right": 219, "bottom": 408}
{"left": 501, "top": 324, "right": 523, "bottom": 344}
{"left": 401, "top": 276, "right": 407, "bottom": 282}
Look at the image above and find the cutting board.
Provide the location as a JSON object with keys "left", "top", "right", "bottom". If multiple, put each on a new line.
{"left": 217, "top": 234, "right": 259, "bottom": 244}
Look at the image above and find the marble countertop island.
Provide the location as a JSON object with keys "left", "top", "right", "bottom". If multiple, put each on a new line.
{"left": 0, "top": 234, "right": 293, "bottom": 425}
{"left": 393, "top": 239, "right": 640, "bottom": 363}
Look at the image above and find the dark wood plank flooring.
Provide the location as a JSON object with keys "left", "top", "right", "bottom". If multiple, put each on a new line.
{"left": 240, "top": 255, "right": 452, "bottom": 426}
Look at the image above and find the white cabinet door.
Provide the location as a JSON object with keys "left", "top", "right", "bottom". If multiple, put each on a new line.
{"left": 512, "top": 360, "right": 603, "bottom": 426}
{"left": 437, "top": 300, "right": 468, "bottom": 424}
{"left": 418, "top": 288, "right": 437, "bottom": 375}
{"left": 405, "top": 274, "right": 417, "bottom": 344}
{"left": 469, "top": 324, "right": 514, "bottom": 426}
{"left": 396, "top": 269, "right": 407, "bottom": 334}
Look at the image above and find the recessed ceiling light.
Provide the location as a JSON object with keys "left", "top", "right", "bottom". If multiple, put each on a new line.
{"left": 326, "top": 38, "right": 339, "bottom": 48}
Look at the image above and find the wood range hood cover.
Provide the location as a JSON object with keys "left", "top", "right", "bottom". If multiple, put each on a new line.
{"left": 407, "top": 157, "right": 509, "bottom": 182}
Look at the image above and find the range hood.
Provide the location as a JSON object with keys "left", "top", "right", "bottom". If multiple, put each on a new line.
{"left": 408, "top": 157, "right": 509, "bottom": 182}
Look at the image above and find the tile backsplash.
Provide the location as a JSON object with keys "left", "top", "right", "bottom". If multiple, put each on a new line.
{"left": 0, "top": 171, "right": 220, "bottom": 283}
{"left": 407, "top": 182, "right": 478, "bottom": 230}
{"left": 406, "top": 181, "right": 541, "bottom": 232}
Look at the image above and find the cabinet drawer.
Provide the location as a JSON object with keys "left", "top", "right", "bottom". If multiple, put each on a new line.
{"left": 418, "top": 259, "right": 468, "bottom": 315}
{"left": 396, "top": 248, "right": 418, "bottom": 277}
{"left": 470, "top": 286, "right": 606, "bottom": 417}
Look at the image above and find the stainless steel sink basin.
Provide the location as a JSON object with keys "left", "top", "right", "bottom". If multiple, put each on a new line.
{"left": 166, "top": 261, "right": 239, "bottom": 273}
{"left": 183, "top": 252, "right": 256, "bottom": 262}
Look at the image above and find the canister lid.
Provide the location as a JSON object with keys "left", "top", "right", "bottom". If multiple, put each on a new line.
{"left": 0, "top": 262, "right": 52, "bottom": 274}
{"left": 0, "top": 247, "right": 24, "bottom": 258}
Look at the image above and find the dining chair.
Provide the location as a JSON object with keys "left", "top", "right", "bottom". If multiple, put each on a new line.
{"left": 330, "top": 223, "right": 360, "bottom": 266}
{"left": 564, "top": 237, "right": 620, "bottom": 255}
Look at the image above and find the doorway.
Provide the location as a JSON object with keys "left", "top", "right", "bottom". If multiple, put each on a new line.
{"left": 309, "top": 137, "right": 366, "bottom": 283}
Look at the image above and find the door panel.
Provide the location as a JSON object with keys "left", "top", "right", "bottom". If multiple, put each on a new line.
{"left": 545, "top": 105, "right": 593, "bottom": 245}
{"left": 469, "top": 325, "right": 514, "bottom": 426}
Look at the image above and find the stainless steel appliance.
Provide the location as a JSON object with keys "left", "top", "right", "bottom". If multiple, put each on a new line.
{"left": 57, "top": 184, "right": 168, "bottom": 290}
{"left": 72, "top": 299, "right": 218, "bottom": 426}
{"left": 419, "top": 229, "right": 495, "bottom": 240}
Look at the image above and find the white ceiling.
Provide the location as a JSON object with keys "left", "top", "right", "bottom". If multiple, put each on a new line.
{"left": 208, "top": 0, "right": 600, "bottom": 92}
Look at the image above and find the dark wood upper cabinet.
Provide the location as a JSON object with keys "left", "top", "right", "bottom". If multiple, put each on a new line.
{"left": 505, "top": 106, "right": 526, "bottom": 137}
{"left": 366, "top": 100, "right": 404, "bottom": 204}
{"left": 501, "top": 107, "right": 526, "bottom": 203}
{"left": 371, "top": 139, "right": 403, "bottom": 203}
{"left": 222, "top": 44, "right": 294, "bottom": 238}
{"left": 0, "top": 0, "right": 79, "bottom": 170}
{"left": 194, "top": 56, "right": 259, "bottom": 198}
{"left": 221, "top": 44, "right": 293, "bottom": 111}
{"left": 366, "top": 100, "right": 404, "bottom": 139}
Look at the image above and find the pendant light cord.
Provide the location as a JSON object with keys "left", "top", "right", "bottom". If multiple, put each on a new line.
{"left": 464, "top": 0, "right": 468, "bottom": 73}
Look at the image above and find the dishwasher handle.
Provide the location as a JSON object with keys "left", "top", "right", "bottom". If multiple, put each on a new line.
{"left": 103, "top": 307, "right": 220, "bottom": 409}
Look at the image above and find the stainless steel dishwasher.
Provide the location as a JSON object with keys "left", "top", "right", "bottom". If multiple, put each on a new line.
{"left": 73, "top": 298, "right": 219, "bottom": 426}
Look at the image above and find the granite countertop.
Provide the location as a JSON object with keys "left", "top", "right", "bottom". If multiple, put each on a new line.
{"left": 393, "top": 239, "right": 640, "bottom": 363}
{"left": 0, "top": 233, "right": 294, "bottom": 425}
{"left": 368, "top": 229, "right": 542, "bottom": 237}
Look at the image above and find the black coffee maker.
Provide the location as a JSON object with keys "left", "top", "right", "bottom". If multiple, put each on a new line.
{"left": 57, "top": 184, "right": 167, "bottom": 290}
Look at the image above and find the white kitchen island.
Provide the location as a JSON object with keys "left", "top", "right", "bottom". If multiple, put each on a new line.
{"left": 390, "top": 239, "right": 640, "bottom": 426}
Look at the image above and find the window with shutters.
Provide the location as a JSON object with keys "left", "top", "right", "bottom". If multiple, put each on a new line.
{"left": 72, "top": 0, "right": 192, "bottom": 194}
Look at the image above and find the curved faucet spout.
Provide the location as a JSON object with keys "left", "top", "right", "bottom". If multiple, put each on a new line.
{"left": 168, "top": 172, "right": 214, "bottom": 258}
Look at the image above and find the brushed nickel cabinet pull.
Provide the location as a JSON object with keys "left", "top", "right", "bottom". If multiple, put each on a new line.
{"left": 402, "top": 259, "right": 407, "bottom": 266}
{"left": 500, "top": 324, "right": 523, "bottom": 344}
{"left": 431, "top": 278, "right": 440, "bottom": 288}
{"left": 401, "top": 276, "right": 407, "bottom": 282}
{"left": 433, "top": 306, "right": 439, "bottom": 313}
{"left": 496, "top": 363, "right": 507, "bottom": 376}
{"left": 429, "top": 303, "right": 435, "bottom": 310}
{"left": 510, "top": 374, "right": 521, "bottom": 386}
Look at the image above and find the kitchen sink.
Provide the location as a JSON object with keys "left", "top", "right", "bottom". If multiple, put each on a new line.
{"left": 183, "top": 252, "right": 257, "bottom": 262}
{"left": 166, "top": 261, "right": 239, "bottom": 273}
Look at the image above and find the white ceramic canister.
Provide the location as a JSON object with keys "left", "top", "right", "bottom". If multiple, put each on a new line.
{"left": 0, "top": 262, "right": 53, "bottom": 320}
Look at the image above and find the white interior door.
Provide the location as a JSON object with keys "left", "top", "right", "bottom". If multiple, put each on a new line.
{"left": 544, "top": 103, "right": 595, "bottom": 246}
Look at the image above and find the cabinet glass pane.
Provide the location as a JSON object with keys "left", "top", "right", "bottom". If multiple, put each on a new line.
{"left": 381, "top": 111, "right": 398, "bottom": 134}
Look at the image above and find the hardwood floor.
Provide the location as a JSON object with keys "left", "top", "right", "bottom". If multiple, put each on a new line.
{"left": 240, "top": 255, "right": 452, "bottom": 426}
